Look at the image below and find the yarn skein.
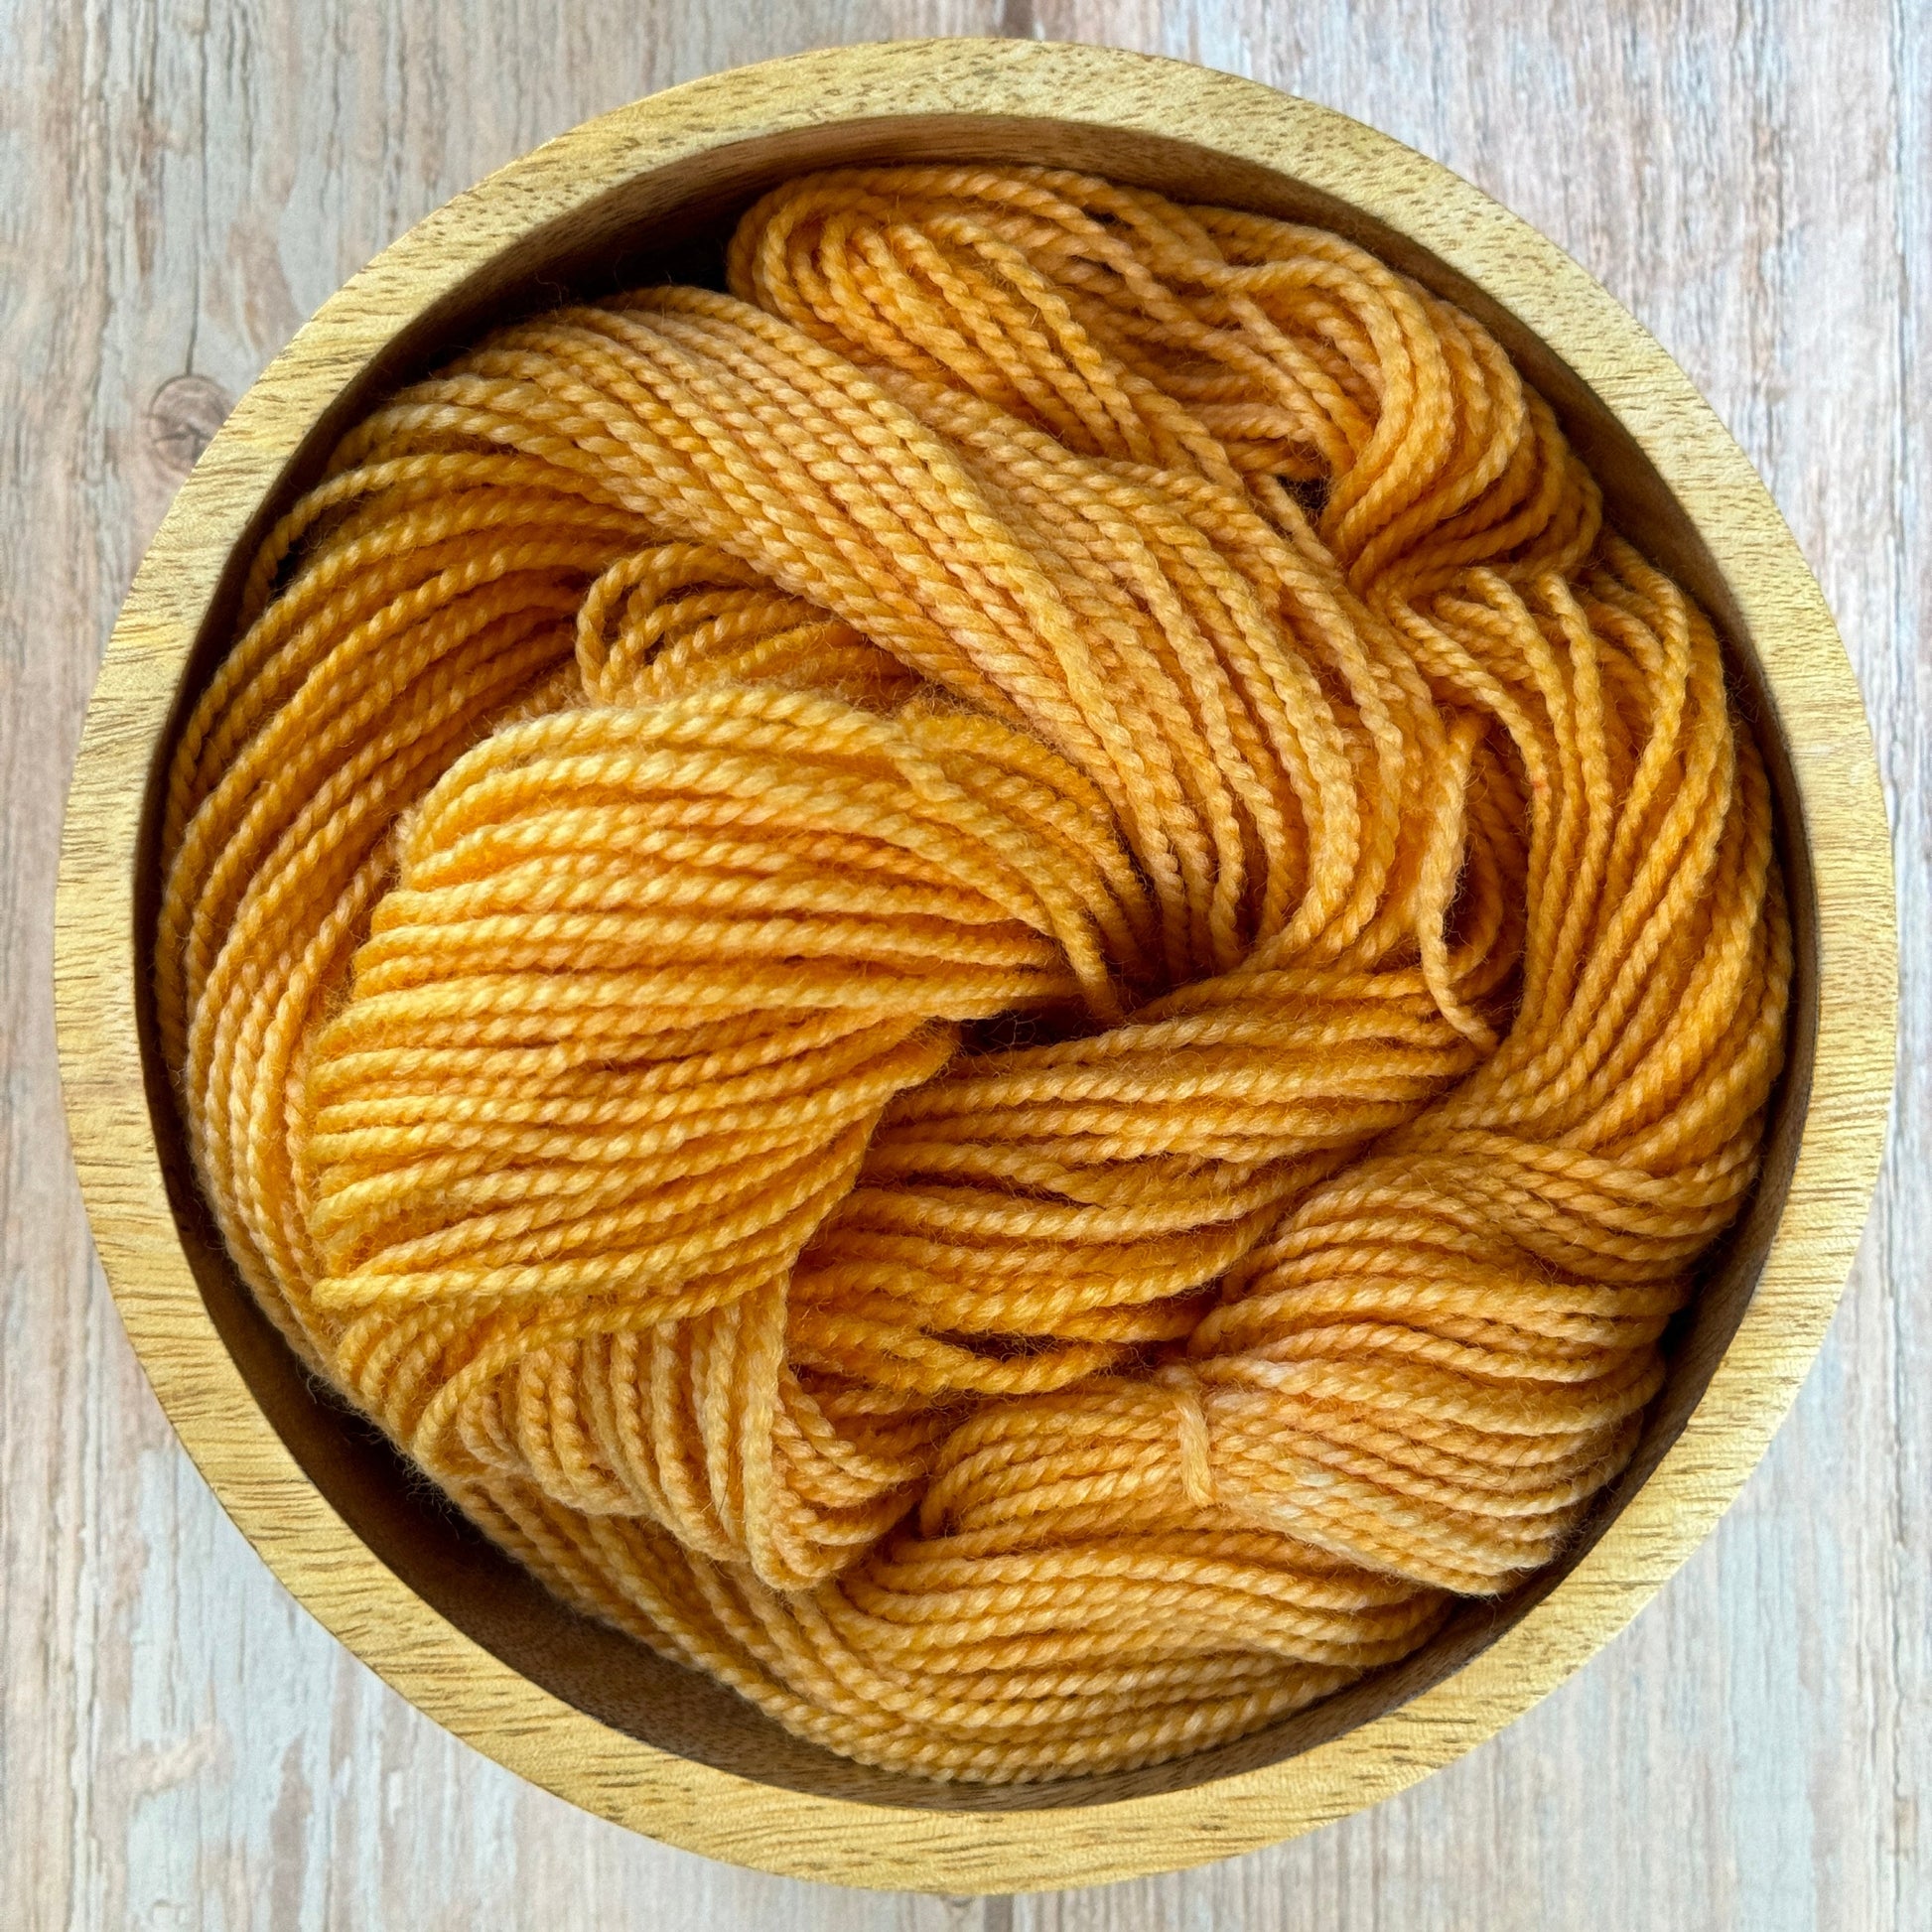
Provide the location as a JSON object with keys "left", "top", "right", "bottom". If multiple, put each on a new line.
{"left": 157, "top": 164, "right": 1790, "bottom": 1784}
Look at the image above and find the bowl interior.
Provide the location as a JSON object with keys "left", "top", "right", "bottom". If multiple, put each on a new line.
{"left": 135, "top": 113, "right": 1816, "bottom": 1813}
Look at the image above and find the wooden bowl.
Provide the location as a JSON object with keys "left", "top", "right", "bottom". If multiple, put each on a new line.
{"left": 55, "top": 39, "right": 1895, "bottom": 1893}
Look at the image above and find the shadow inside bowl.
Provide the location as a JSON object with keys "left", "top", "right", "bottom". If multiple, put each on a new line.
{"left": 135, "top": 112, "right": 1816, "bottom": 1813}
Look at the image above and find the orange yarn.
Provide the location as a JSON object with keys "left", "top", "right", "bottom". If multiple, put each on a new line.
{"left": 156, "top": 165, "right": 1790, "bottom": 1783}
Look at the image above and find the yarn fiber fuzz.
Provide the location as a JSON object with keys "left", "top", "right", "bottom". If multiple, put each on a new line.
{"left": 158, "top": 165, "right": 1790, "bottom": 1784}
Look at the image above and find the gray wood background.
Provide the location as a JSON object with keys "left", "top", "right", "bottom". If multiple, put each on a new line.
{"left": 2, "top": 2, "right": 1923, "bottom": 1926}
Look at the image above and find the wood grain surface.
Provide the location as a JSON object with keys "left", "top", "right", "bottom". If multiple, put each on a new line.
{"left": 52, "top": 36, "right": 1893, "bottom": 1892}
{"left": 3, "top": 2, "right": 1923, "bottom": 1926}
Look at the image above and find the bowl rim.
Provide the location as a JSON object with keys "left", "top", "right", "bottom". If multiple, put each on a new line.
{"left": 55, "top": 37, "right": 1896, "bottom": 1892}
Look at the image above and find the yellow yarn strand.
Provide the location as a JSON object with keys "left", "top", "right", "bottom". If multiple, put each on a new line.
{"left": 157, "top": 165, "right": 1789, "bottom": 1783}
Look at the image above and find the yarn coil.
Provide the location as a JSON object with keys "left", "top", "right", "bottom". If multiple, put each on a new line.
{"left": 157, "top": 165, "right": 1790, "bottom": 1783}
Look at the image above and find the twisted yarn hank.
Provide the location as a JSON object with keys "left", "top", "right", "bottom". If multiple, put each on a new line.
{"left": 157, "top": 164, "right": 1791, "bottom": 1784}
